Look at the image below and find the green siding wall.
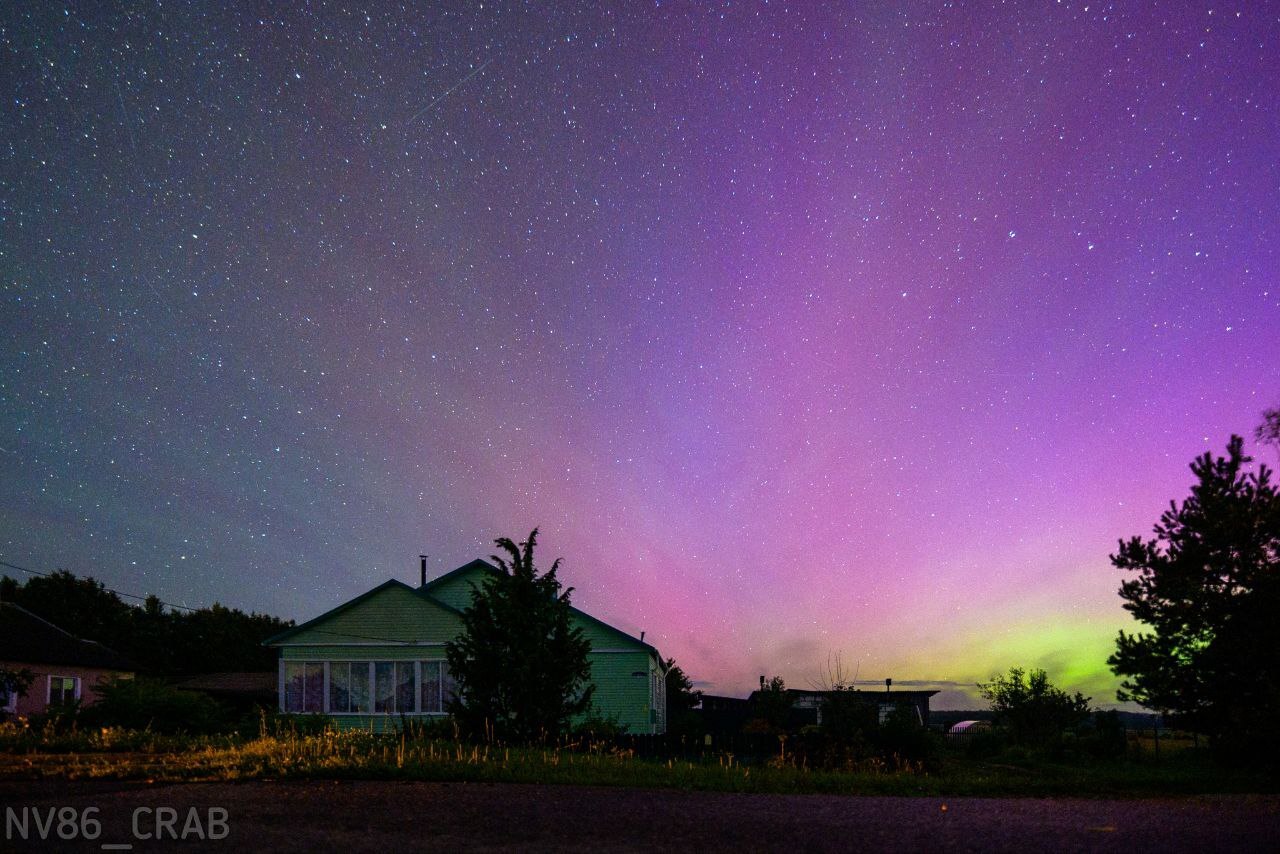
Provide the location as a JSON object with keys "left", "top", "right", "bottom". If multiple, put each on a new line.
{"left": 282, "top": 584, "right": 463, "bottom": 645}
{"left": 426, "top": 569, "right": 488, "bottom": 612}
{"left": 587, "top": 650, "right": 657, "bottom": 733}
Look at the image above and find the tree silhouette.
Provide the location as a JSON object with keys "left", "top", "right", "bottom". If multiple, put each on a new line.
{"left": 980, "top": 667, "right": 1090, "bottom": 746}
{"left": 1109, "top": 436, "right": 1280, "bottom": 765}
{"left": 663, "top": 657, "right": 702, "bottom": 736}
{"left": 1257, "top": 406, "right": 1280, "bottom": 460}
{"left": 444, "top": 529, "right": 594, "bottom": 742}
{"left": 0, "top": 571, "right": 289, "bottom": 676}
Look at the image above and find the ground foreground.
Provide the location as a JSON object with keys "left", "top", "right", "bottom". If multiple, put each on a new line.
{"left": 2, "top": 780, "right": 1278, "bottom": 852}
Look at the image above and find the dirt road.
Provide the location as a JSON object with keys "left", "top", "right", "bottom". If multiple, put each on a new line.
{"left": 2, "top": 780, "right": 1277, "bottom": 852}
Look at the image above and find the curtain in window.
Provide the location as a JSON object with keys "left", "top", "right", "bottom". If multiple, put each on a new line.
{"left": 420, "top": 661, "right": 441, "bottom": 713}
{"left": 284, "top": 662, "right": 305, "bottom": 712}
{"left": 441, "top": 660, "right": 457, "bottom": 704}
{"left": 396, "top": 662, "right": 416, "bottom": 713}
{"left": 350, "top": 662, "right": 370, "bottom": 712}
{"left": 329, "top": 662, "right": 351, "bottom": 713}
{"left": 303, "top": 663, "right": 324, "bottom": 713}
{"left": 374, "top": 662, "right": 396, "bottom": 713}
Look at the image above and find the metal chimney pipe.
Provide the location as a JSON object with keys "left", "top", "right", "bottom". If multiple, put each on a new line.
{"left": 419, "top": 555, "right": 428, "bottom": 588}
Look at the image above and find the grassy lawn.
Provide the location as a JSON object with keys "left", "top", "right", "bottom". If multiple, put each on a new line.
{"left": 0, "top": 724, "right": 1272, "bottom": 797}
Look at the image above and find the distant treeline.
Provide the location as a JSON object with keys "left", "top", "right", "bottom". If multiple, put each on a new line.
{"left": 0, "top": 571, "right": 292, "bottom": 677}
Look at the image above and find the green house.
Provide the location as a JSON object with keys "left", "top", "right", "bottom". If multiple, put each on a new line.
{"left": 264, "top": 559, "right": 667, "bottom": 733}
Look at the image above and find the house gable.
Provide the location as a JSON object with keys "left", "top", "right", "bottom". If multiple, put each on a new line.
{"left": 265, "top": 580, "right": 463, "bottom": 647}
{"left": 420, "top": 560, "right": 657, "bottom": 655}
{"left": 420, "top": 559, "right": 497, "bottom": 612}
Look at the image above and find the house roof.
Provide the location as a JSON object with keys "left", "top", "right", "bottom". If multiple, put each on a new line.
{"left": 420, "top": 558, "right": 662, "bottom": 658}
{"left": 749, "top": 688, "right": 940, "bottom": 703}
{"left": 261, "top": 578, "right": 456, "bottom": 645}
{"left": 0, "top": 602, "right": 135, "bottom": 671}
{"left": 265, "top": 558, "right": 662, "bottom": 660}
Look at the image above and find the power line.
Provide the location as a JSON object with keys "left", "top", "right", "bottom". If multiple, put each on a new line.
{"left": 0, "top": 558, "right": 200, "bottom": 613}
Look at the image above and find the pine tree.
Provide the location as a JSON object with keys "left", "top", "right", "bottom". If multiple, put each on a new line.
{"left": 1109, "top": 435, "right": 1280, "bottom": 764}
{"left": 445, "top": 529, "right": 594, "bottom": 742}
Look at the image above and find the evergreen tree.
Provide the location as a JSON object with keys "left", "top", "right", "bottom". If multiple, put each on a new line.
{"left": 663, "top": 657, "right": 703, "bottom": 737}
{"left": 445, "top": 529, "right": 594, "bottom": 742}
{"left": 1109, "top": 435, "right": 1280, "bottom": 764}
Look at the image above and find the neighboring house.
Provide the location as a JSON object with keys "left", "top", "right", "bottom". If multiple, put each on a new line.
{"left": 264, "top": 559, "right": 668, "bottom": 733}
{"left": 0, "top": 602, "right": 135, "bottom": 716}
{"left": 762, "top": 687, "right": 939, "bottom": 728}
{"left": 699, "top": 685, "right": 940, "bottom": 735}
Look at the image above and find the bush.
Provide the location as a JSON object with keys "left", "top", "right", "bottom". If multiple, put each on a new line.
{"left": 572, "top": 713, "right": 627, "bottom": 740}
{"left": 980, "top": 667, "right": 1090, "bottom": 747}
{"left": 876, "top": 706, "right": 940, "bottom": 764}
{"left": 82, "top": 678, "right": 229, "bottom": 735}
{"left": 963, "top": 728, "right": 1008, "bottom": 758}
{"left": 1078, "top": 710, "right": 1128, "bottom": 759}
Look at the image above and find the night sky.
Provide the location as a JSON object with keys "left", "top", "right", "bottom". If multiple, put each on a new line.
{"left": 3, "top": 2, "right": 1278, "bottom": 706}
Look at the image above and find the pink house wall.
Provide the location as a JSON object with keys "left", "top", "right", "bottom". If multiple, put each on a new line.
{"left": 0, "top": 660, "right": 131, "bottom": 717}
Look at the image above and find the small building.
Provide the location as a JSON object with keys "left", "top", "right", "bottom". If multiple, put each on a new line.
{"left": 264, "top": 559, "right": 667, "bottom": 733}
{"left": 732, "top": 686, "right": 939, "bottom": 730}
{"left": 700, "top": 685, "right": 939, "bottom": 735}
{"left": 0, "top": 602, "right": 135, "bottom": 717}
{"left": 771, "top": 688, "right": 939, "bottom": 728}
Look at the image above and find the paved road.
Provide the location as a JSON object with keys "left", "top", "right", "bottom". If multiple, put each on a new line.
{"left": 2, "top": 780, "right": 1277, "bottom": 852}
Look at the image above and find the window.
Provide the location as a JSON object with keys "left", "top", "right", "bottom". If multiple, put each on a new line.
{"left": 48, "top": 676, "right": 80, "bottom": 706}
{"left": 283, "top": 660, "right": 443, "bottom": 715}
{"left": 325, "top": 662, "right": 373, "bottom": 714}
{"left": 424, "top": 660, "right": 457, "bottom": 712}
{"left": 418, "top": 660, "right": 455, "bottom": 713}
{"left": 283, "top": 662, "right": 324, "bottom": 713}
{"left": 1, "top": 685, "right": 16, "bottom": 714}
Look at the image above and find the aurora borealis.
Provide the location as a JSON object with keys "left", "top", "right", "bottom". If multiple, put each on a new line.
{"left": 2, "top": 2, "right": 1278, "bottom": 707}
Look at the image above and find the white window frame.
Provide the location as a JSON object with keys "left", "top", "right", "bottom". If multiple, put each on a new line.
{"left": 1, "top": 685, "right": 16, "bottom": 713}
{"left": 279, "top": 659, "right": 451, "bottom": 716}
{"left": 47, "top": 675, "right": 81, "bottom": 706}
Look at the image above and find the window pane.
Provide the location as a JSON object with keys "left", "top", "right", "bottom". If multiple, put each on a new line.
{"left": 420, "top": 661, "right": 441, "bottom": 713}
{"left": 284, "top": 663, "right": 304, "bottom": 712}
{"left": 397, "top": 662, "right": 416, "bottom": 713}
{"left": 304, "top": 663, "right": 325, "bottom": 713}
{"left": 350, "top": 663, "right": 370, "bottom": 713}
{"left": 329, "top": 662, "right": 350, "bottom": 714}
{"left": 441, "top": 661, "right": 457, "bottom": 706}
{"left": 374, "top": 662, "right": 395, "bottom": 713}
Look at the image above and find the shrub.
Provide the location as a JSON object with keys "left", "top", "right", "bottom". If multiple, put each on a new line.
{"left": 82, "top": 678, "right": 229, "bottom": 734}
{"left": 1078, "top": 709, "right": 1128, "bottom": 759}
{"left": 876, "top": 706, "right": 939, "bottom": 763}
{"left": 572, "top": 713, "right": 627, "bottom": 740}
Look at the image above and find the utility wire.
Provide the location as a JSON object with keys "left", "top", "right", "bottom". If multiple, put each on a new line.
{"left": 1, "top": 557, "right": 201, "bottom": 613}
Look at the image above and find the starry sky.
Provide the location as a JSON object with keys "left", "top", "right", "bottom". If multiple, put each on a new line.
{"left": 3, "top": 2, "right": 1278, "bottom": 707}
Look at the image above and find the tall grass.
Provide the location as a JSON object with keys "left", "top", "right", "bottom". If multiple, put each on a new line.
{"left": 0, "top": 719, "right": 1271, "bottom": 796}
